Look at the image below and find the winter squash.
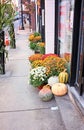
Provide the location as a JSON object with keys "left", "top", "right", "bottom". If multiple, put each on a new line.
{"left": 52, "top": 83, "right": 68, "bottom": 96}
{"left": 39, "top": 88, "right": 53, "bottom": 101}
{"left": 43, "top": 84, "right": 51, "bottom": 89}
{"left": 58, "top": 69, "right": 68, "bottom": 83}
{"left": 48, "top": 76, "right": 59, "bottom": 86}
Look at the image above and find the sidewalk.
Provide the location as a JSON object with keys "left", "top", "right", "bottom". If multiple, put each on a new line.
{"left": 0, "top": 27, "right": 84, "bottom": 130}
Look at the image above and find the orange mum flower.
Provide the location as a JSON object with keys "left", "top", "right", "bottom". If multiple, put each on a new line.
{"left": 29, "top": 54, "right": 44, "bottom": 63}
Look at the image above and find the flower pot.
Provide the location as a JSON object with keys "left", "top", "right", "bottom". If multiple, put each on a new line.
{"left": 35, "top": 50, "right": 40, "bottom": 54}
{"left": 37, "top": 85, "right": 43, "bottom": 90}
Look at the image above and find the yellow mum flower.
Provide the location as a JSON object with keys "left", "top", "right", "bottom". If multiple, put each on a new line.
{"left": 31, "top": 60, "right": 43, "bottom": 68}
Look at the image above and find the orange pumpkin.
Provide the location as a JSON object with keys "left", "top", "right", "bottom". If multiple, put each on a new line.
{"left": 52, "top": 83, "right": 68, "bottom": 96}
{"left": 43, "top": 84, "right": 51, "bottom": 89}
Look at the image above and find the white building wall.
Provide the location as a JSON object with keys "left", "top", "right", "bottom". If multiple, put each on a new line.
{"left": 45, "top": 0, "right": 55, "bottom": 54}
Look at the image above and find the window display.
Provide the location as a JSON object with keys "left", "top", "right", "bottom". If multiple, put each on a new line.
{"left": 58, "top": 0, "right": 75, "bottom": 63}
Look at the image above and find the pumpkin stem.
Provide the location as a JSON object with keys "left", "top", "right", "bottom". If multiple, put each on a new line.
{"left": 64, "top": 69, "right": 67, "bottom": 72}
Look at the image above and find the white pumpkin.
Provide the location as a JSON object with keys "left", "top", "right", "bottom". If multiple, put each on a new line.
{"left": 48, "top": 76, "right": 59, "bottom": 86}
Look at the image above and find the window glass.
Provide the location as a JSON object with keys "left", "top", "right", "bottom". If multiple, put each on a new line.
{"left": 58, "top": 0, "right": 75, "bottom": 64}
{"left": 76, "top": 0, "right": 84, "bottom": 90}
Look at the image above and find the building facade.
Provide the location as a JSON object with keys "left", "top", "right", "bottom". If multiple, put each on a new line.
{"left": 55, "top": 0, "right": 84, "bottom": 113}
{"left": 35, "top": 0, "right": 84, "bottom": 113}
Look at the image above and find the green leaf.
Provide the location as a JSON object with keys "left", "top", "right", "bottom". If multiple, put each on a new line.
{"left": 0, "top": 1, "right": 14, "bottom": 30}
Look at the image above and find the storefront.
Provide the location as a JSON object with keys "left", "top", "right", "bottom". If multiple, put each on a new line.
{"left": 55, "top": 0, "right": 84, "bottom": 97}
{"left": 34, "top": 0, "right": 84, "bottom": 111}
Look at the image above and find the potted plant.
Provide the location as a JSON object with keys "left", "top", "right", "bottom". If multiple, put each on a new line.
{"left": 36, "top": 42, "right": 45, "bottom": 54}
{"left": 0, "top": 0, "right": 14, "bottom": 74}
{"left": 29, "top": 54, "right": 43, "bottom": 63}
{"left": 29, "top": 66, "right": 48, "bottom": 87}
{"left": 28, "top": 32, "right": 42, "bottom": 52}
{"left": 42, "top": 55, "right": 67, "bottom": 77}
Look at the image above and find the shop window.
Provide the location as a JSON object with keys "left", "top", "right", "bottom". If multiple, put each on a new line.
{"left": 55, "top": 0, "right": 84, "bottom": 95}
{"left": 58, "top": 0, "right": 75, "bottom": 73}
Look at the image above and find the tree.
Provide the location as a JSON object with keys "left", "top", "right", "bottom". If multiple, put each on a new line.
{"left": 0, "top": 0, "right": 14, "bottom": 30}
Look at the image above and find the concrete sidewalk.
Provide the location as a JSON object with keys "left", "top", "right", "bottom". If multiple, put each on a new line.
{"left": 0, "top": 28, "right": 84, "bottom": 130}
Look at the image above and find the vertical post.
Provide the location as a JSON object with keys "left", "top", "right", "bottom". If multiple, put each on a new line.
{"left": 54, "top": 0, "right": 59, "bottom": 54}
{"left": 40, "top": 0, "right": 45, "bottom": 42}
{"left": 21, "top": 0, "right": 24, "bottom": 30}
{"left": 28, "top": 0, "right": 31, "bottom": 31}
{"left": 0, "top": 30, "right": 5, "bottom": 74}
{"left": 31, "top": 0, "right": 36, "bottom": 31}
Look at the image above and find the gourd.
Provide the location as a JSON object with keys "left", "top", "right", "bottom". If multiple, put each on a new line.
{"left": 43, "top": 84, "right": 51, "bottom": 89}
{"left": 39, "top": 88, "right": 53, "bottom": 101}
{"left": 48, "top": 76, "right": 59, "bottom": 86}
{"left": 58, "top": 69, "right": 68, "bottom": 83}
{"left": 52, "top": 83, "right": 68, "bottom": 96}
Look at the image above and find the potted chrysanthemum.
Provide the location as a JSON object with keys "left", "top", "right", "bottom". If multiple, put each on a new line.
{"left": 29, "top": 66, "right": 48, "bottom": 87}
{"left": 36, "top": 42, "right": 45, "bottom": 54}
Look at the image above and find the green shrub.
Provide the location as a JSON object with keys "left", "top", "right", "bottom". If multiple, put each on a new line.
{"left": 29, "top": 42, "right": 37, "bottom": 50}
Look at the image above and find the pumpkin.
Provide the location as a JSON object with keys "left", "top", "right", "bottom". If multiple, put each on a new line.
{"left": 52, "top": 83, "right": 68, "bottom": 96}
{"left": 58, "top": 69, "right": 68, "bottom": 83}
{"left": 48, "top": 76, "right": 59, "bottom": 86}
{"left": 39, "top": 88, "right": 53, "bottom": 101}
{"left": 43, "top": 84, "right": 51, "bottom": 89}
